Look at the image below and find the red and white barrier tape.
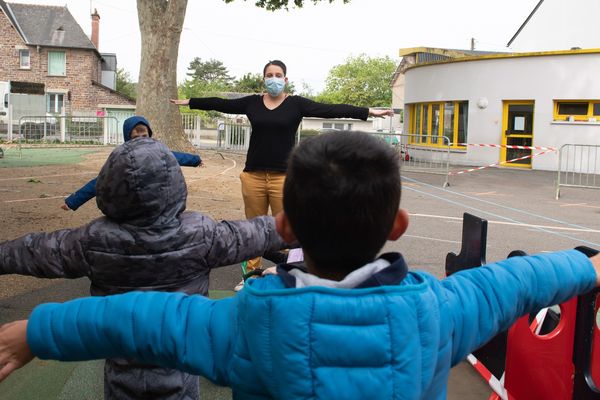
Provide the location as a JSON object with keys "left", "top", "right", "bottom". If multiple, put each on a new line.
{"left": 448, "top": 149, "right": 555, "bottom": 176}
{"left": 455, "top": 143, "right": 557, "bottom": 151}
{"left": 467, "top": 354, "right": 509, "bottom": 400}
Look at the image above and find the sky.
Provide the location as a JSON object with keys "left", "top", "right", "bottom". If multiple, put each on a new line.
{"left": 6, "top": 0, "right": 597, "bottom": 93}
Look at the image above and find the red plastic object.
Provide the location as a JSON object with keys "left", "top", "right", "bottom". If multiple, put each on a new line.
{"left": 504, "top": 298, "right": 579, "bottom": 400}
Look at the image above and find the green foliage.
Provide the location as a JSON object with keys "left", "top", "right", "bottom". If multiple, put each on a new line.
{"left": 187, "top": 57, "right": 234, "bottom": 87}
{"left": 223, "top": 0, "right": 350, "bottom": 11}
{"left": 315, "top": 54, "right": 396, "bottom": 107}
{"left": 285, "top": 81, "right": 296, "bottom": 95}
{"left": 233, "top": 73, "right": 264, "bottom": 93}
{"left": 115, "top": 68, "right": 137, "bottom": 100}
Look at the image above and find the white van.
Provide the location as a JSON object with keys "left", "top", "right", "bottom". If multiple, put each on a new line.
{"left": 0, "top": 81, "right": 10, "bottom": 125}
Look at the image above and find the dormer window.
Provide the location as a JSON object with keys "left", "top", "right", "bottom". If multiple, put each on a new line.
{"left": 19, "top": 49, "right": 30, "bottom": 69}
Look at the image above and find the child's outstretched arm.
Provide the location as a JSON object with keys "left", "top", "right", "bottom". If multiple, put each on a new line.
{"left": 61, "top": 149, "right": 201, "bottom": 212}
{"left": 204, "top": 215, "right": 287, "bottom": 268}
{"left": 62, "top": 177, "right": 97, "bottom": 211}
{"left": 0, "top": 320, "right": 32, "bottom": 381}
{"left": 172, "top": 151, "right": 202, "bottom": 167}
{"left": 0, "top": 228, "right": 89, "bottom": 278}
{"left": 442, "top": 250, "right": 600, "bottom": 365}
{"left": 0, "top": 292, "right": 235, "bottom": 383}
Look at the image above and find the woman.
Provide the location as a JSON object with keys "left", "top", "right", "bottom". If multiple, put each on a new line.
{"left": 171, "top": 60, "right": 393, "bottom": 289}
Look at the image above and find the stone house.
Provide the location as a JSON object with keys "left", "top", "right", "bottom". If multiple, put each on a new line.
{"left": 0, "top": 0, "right": 134, "bottom": 117}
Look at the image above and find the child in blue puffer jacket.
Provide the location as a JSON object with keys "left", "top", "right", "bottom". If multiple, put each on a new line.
{"left": 61, "top": 115, "right": 202, "bottom": 211}
{"left": 1, "top": 131, "right": 600, "bottom": 400}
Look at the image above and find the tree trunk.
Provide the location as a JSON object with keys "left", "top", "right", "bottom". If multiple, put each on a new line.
{"left": 136, "top": 0, "right": 194, "bottom": 152}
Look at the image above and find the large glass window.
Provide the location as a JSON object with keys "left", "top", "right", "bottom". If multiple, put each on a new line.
{"left": 409, "top": 101, "right": 468, "bottom": 148}
{"left": 414, "top": 105, "right": 421, "bottom": 142}
{"left": 554, "top": 100, "right": 600, "bottom": 121}
{"left": 421, "top": 105, "right": 429, "bottom": 144}
{"left": 48, "top": 51, "right": 66, "bottom": 76}
{"left": 457, "top": 102, "right": 468, "bottom": 145}
{"left": 443, "top": 101, "right": 455, "bottom": 145}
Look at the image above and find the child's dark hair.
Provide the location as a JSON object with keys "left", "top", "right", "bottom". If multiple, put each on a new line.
{"left": 284, "top": 131, "right": 401, "bottom": 274}
{"left": 263, "top": 60, "right": 287, "bottom": 76}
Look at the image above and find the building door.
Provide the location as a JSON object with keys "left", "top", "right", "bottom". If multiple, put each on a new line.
{"left": 502, "top": 101, "right": 534, "bottom": 168}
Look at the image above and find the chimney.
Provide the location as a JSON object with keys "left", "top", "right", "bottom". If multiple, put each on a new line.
{"left": 91, "top": 8, "right": 100, "bottom": 49}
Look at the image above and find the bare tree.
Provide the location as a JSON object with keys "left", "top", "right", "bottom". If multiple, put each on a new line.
{"left": 136, "top": 0, "right": 192, "bottom": 152}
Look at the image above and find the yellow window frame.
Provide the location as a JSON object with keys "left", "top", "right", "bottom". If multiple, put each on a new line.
{"left": 408, "top": 101, "right": 466, "bottom": 148}
{"left": 554, "top": 100, "right": 600, "bottom": 121}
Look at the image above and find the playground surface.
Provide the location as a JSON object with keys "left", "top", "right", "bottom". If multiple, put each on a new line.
{"left": 1, "top": 145, "right": 600, "bottom": 399}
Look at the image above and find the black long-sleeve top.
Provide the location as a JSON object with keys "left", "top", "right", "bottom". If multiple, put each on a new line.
{"left": 189, "top": 95, "right": 369, "bottom": 172}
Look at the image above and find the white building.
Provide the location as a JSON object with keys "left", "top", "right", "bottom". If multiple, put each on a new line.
{"left": 398, "top": 47, "right": 600, "bottom": 171}
{"left": 301, "top": 116, "right": 381, "bottom": 133}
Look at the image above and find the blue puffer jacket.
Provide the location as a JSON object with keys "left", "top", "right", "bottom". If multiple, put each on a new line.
{"left": 28, "top": 250, "right": 596, "bottom": 400}
{"left": 64, "top": 116, "right": 201, "bottom": 210}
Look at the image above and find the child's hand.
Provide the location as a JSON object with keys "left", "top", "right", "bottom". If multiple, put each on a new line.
{"left": 170, "top": 99, "right": 189, "bottom": 106}
{"left": 60, "top": 203, "right": 71, "bottom": 211}
{"left": 0, "top": 320, "right": 34, "bottom": 382}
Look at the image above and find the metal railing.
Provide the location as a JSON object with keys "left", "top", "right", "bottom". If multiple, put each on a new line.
{"left": 556, "top": 144, "right": 600, "bottom": 199}
{"left": 371, "top": 132, "right": 450, "bottom": 187}
{"left": 17, "top": 115, "right": 119, "bottom": 145}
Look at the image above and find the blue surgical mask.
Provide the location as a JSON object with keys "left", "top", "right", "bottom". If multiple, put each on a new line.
{"left": 265, "top": 77, "right": 286, "bottom": 97}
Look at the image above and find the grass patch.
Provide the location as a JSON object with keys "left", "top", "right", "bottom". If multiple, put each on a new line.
{"left": 0, "top": 147, "right": 99, "bottom": 168}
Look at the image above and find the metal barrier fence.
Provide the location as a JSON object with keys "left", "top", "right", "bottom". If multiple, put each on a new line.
{"left": 556, "top": 144, "right": 600, "bottom": 199}
{"left": 17, "top": 115, "right": 119, "bottom": 145}
{"left": 371, "top": 132, "right": 450, "bottom": 187}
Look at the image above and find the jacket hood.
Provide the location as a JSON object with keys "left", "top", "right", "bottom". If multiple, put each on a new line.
{"left": 96, "top": 138, "right": 187, "bottom": 226}
{"left": 123, "top": 116, "right": 153, "bottom": 141}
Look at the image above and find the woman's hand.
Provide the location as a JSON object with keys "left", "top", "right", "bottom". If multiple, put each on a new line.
{"left": 170, "top": 99, "right": 190, "bottom": 106}
{"left": 0, "top": 320, "right": 34, "bottom": 382}
{"left": 369, "top": 108, "right": 394, "bottom": 118}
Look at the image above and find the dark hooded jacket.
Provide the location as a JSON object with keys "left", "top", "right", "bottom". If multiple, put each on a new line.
{"left": 63, "top": 116, "right": 201, "bottom": 210}
{"left": 0, "top": 138, "right": 285, "bottom": 399}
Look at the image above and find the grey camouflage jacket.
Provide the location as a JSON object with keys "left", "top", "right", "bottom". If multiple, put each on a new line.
{"left": 0, "top": 138, "right": 286, "bottom": 399}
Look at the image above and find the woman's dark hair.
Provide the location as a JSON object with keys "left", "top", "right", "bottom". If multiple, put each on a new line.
{"left": 284, "top": 131, "right": 401, "bottom": 273}
{"left": 263, "top": 60, "right": 287, "bottom": 77}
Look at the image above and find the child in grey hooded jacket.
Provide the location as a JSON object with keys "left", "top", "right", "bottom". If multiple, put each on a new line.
{"left": 0, "top": 137, "right": 286, "bottom": 399}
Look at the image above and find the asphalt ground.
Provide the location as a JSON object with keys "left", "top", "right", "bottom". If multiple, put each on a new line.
{"left": 2, "top": 165, "right": 600, "bottom": 399}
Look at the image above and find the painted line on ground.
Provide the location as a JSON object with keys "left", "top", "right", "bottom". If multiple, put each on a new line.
{"left": 4, "top": 195, "right": 66, "bottom": 203}
{"left": 218, "top": 156, "right": 237, "bottom": 175}
{"left": 403, "top": 175, "right": 595, "bottom": 231}
{"left": 0, "top": 172, "right": 96, "bottom": 182}
{"left": 187, "top": 157, "right": 237, "bottom": 183}
{"left": 402, "top": 177, "right": 600, "bottom": 247}
{"left": 559, "top": 202, "right": 600, "bottom": 210}
{"left": 403, "top": 233, "right": 462, "bottom": 244}
{"left": 410, "top": 213, "right": 600, "bottom": 234}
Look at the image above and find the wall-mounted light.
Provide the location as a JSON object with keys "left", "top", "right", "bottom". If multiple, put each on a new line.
{"left": 477, "top": 97, "right": 488, "bottom": 109}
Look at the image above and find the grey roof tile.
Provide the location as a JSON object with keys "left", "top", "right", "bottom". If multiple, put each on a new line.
{"left": 6, "top": 2, "right": 95, "bottom": 50}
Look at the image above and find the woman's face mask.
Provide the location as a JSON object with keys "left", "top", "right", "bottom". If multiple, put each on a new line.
{"left": 264, "top": 77, "right": 286, "bottom": 97}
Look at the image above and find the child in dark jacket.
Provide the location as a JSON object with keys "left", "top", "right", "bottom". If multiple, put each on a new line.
{"left": 0, "top": 132, "right": 599, "bottom": 400}
{"left": 0, "top": 138, "right": 286, "bottom": 399}
{"left": 61, "top": 115, "right": 202, "bottom": 211}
